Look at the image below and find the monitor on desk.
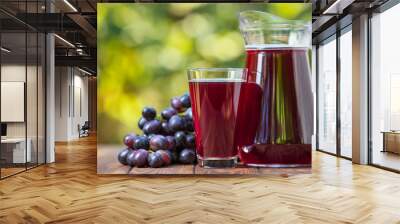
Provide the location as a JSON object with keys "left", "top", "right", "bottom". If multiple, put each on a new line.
{"left": 1, "top": 123, "right": 7, "bottom": 138}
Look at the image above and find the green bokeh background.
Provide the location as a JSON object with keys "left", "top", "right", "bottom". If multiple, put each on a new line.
{"left": 98, "top": 3, "right": 311, "bottom": 144}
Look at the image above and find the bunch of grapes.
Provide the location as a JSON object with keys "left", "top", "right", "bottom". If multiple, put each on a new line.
{"left": 117, "top": 93, "right": 196, "bottom": 168}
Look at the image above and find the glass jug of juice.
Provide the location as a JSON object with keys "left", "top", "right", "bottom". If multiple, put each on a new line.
{"left": 236, "top": 11, "right": 313, "bottom": 167}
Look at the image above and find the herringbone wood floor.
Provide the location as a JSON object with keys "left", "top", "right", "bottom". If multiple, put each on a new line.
{"left": 1, "top": 135, "right": 400, "bottom": 224}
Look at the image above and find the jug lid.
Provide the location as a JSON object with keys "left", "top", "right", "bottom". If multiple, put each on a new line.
{"left": 239, "top": 10, "right": 311, "bottom": 49}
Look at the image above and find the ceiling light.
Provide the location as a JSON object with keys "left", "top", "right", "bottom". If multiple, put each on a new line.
{"left": 76, "top": 48, "right": 87, "bottom": 56}
{"left": 63, "top": 0, "right": 78, "bottom": 12}
{"left": 54, "top": 34, "right": 75, "bottom": 48}
{"left": 78, "top": 67, "right": 93, "bottom": 76}
{"left": 1, "top": 47, "right": 11, "bottom": 53}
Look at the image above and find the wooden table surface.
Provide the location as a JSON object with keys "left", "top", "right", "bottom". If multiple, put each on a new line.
{"left": 98, "top": 145, "right": 311, "bottom": 176}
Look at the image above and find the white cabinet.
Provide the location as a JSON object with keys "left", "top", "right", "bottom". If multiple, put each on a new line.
{"left": 1, "top": 138, "right": 32, "bottom": 163}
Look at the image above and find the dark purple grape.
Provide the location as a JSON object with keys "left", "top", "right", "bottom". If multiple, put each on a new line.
{"left": 168, "top": 115, "right": 185, "bottom": 132}
{"left": 165, "top": 136, "right": 176, "bottom": 151}
{"left": 123, "top": 133, "right": 136, "bottom": 149}
{"left": 167, "top": 150, "right": 179, "bottom": 163}
{"left": 179, "top": 149, "right": 196, "bottom": 164}
{"left": 185, "top": 134, "right": 195, "bottom": 148}
{"left": 181, "top": 112, "right": 194, "bottom": 132}
{"left": 118, "top": 148, "right": 131, "bottom": 165}
{"left": 185, "top": 119, "right": 194, "bottom": 132}
{"left": 161, "top": 108, "right": 177, "bottom": 120}
{"left": 180, "top": 93, "right": 191, "bottom": 108}
{"left": 133, "top": 149, "right": 149, "bottom": 167}
{"left": 126, "top": 150, "right": 138, "bottom": 166}
{"left": 150, "top": 135, "right": 168, "bottom": 151}
{"left": 171, "top": 97, "right": 185, "bottom": 113}
{"left": 142, "top": 107, "right": 156, "bottom": 120}
{"left": 156, "top": 150, "right": 172, "bottom": 166}
{"left": 134, "top": 136, "right": 149, "bottom": 150}
{"left": 161, "top": 121, "right": 173, "bottom": 135}
{"left": 143, "top": 120, "right": 161, "bottom": 135}
{"left": 146, "top": 133, "right": 156, "bottom": 139}
{"left": 138, "top": 117, "right": 148, "bottom": 130}
{"left": 184, "top": 108, "right": 193, "bottom": 120}
{"left": 148, "top": 152, "right": 163, "bottom": 168}
{"left": 174, "top": 131, "right": 186, "bottom": 148}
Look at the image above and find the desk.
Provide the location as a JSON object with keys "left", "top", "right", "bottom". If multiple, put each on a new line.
{"left": 1, "top": 138, "right": 31, "bottom": 163}
{"left": 382, "top": 131, "right": 400, "bottom": 154}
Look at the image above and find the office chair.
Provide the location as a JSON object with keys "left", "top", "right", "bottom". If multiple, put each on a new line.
{"left": 79, "top": 121, "right": 90, "bottom": 138}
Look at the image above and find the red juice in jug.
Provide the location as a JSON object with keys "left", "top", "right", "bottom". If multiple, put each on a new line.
{"left": 189, "top": 80, "right": 243, "bottom": 160}
{"left": 235, "top": 48, "right": 313, "bottom": 167}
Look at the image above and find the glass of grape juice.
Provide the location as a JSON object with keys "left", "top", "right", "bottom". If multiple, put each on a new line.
{"left": 188, "top": 68, "right": 247, "bottom": 168}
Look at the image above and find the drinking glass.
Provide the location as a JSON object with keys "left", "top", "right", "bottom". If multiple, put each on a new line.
{"left": 187, "top": 68, "right": 247, "bottom": 168}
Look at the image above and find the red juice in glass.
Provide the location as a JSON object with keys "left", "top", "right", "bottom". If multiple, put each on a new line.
{"left": 188, "top": 68, "right": 246, "bottom": 168}
{"left": 235, "top": 48, "right": 313, "bottom": 167}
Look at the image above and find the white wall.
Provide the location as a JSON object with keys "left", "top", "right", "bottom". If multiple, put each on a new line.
{"left": 72, "top": 72, "right": 89, "bottom": 138}
{"left": 55, "top": 67, "right": 89, "bottom": 141}
{"left": 55, "top": 67, "right": 69, "bottom": 141}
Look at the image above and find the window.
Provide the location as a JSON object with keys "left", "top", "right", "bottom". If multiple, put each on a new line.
{"left": 318, "top": 37, "right": 337, "bottom": 154}
{"left": 371, "top": 3, "right": 400, "bottom": 171}
{"left": 340, "top": 29, "right": 352, "bottom": 158}
{"left": 390, "top": 75, "right": 400, "bottom": 130}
